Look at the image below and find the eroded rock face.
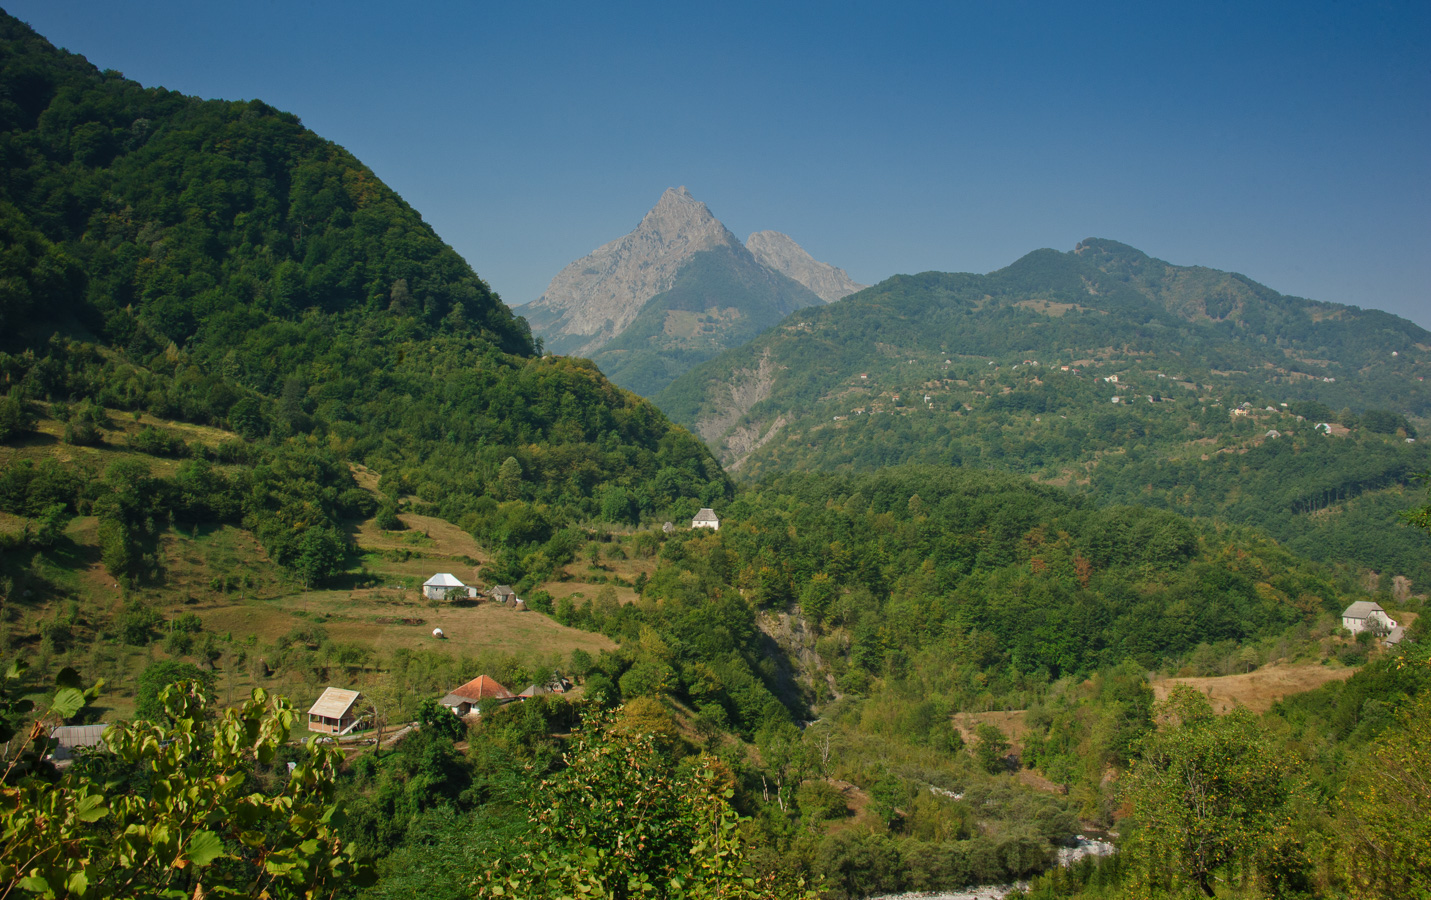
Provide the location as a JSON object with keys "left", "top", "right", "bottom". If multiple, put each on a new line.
{"left": 520, "top": 187, "right": 743, "bottom": 356}
{"left": 746, "top": 230, "right": 867, "bottom": 303}
{"left": 519, "top": 189, "right": 866, "bottom": 361}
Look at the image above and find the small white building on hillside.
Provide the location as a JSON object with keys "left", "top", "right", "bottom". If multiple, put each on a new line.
{"left": 1341, "top": 601, "right": 1397, "bottom": 636}
{"left": 692, "top": 508, "right": 719, "bottom": 531}
{"left": 423, "top": 573, "right": 476, "bottom": 601}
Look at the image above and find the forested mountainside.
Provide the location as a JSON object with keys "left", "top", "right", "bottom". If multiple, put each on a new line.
{"left": 657, "top": 240, "right": 1431, "bottom": 581}
{"left": 6, "top": 460, "right": 1426, "bottom": 898}
{"left": 0, "top": 11, "right": 728, "bottom": 568}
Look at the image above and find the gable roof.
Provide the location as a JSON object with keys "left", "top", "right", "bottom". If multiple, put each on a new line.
{"left": 423, "top": 573, "right": 466, "bottom": 588}
{"left": 445, "top": 675, "right": 513, "bottom": 702}
{"left": 1342, "top": 601, "right": 1385, "bottom": 619}
{"left": 307, "top": 687, "right": 361, "bottom": 719}
{"left": 693, "top": 508, "right": 718, "bottom": 522}
{"left": 489, "top": 584, "right": 516, "bottom": 597}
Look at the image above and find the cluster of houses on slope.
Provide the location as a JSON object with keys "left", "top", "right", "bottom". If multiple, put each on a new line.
{"left": 303, "top": 670, "right": 571, "bottom": 737}
{"left": 421, "top": 574, "right": 523, "bottom": 608}
{"left": 45, "top": 593, "right": 1407, "bottom": 764}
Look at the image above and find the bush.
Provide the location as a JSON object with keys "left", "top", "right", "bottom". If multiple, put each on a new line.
{"left": 115, "top": 600, "right": 162, "bottom": 646}
{"left": 0, "top": 394, "right": 35, "bottom": 442}
{"left": 126, "top": 426, "right": 189, "bottom": 457}
{"left": 134, "top": 660, "right": 215, "bottom": 720}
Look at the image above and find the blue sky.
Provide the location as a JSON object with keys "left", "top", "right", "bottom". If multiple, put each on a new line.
{"left": 7, "top": 1, "right": 1430, "bottom": 328}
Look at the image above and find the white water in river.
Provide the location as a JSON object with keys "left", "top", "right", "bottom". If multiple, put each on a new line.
{"left": 868, "top": 837, "right": 1115, "bottom": 900}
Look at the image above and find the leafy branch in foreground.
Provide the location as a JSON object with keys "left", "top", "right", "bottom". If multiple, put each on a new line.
{"left": 476, "top": 707, "right": 814, "bottom": 900}
{"left": 1120, "top": 686, "right": 1309, "bottom": 898}
{"left": 0, "top": 680, "right": 371, "bottom": 899}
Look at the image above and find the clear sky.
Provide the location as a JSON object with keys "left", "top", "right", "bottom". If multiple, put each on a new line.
{"left": 7, "top": 1, "right": 1430, "bottom": 328}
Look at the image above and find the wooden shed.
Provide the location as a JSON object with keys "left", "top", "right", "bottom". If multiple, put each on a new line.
{"left": 307, "top": 687, "right": 362, "bottom": 736}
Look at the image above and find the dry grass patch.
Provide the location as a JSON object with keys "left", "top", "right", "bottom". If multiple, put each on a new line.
{"left": 539, "top": 580, "right": 640, "bottom": 605}
{"left": 334, "top": 603, "right": 616, "bottom": 658}
{"left": 952, "top": 710, "right": 1029, "bottom": 754}
{"left": 1152, "top": 661, "right": 1356, "bottom": 714}
{"left": 352, "top": 513, "right": 486, "bottom": 562}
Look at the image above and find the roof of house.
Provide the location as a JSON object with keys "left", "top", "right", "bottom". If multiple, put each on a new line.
{"left": 444, "top": 675, "right": 513, "bottom": 703}
{"left": 693, "top": 508, "right": 718, "bottom": 522}
{"left": 1386, "top": 626, "right": 1406, "bottom": 645}
{"left": 423, "top": 573, "right": 466, "bottom": 588}
{"left": 307, "top": 687, "right": 361, "bottom": 719}
{"left": 1342, "top": 601, "right": 1386, "bottom": 619}
{"left": 49, "top": 724, "right": 108, "bottom": 759}
{"left": 489, "top": 584, "right": 516, "bottom": 597}
{"left": 518, "top": 678, "right": 570, "bottom": 698}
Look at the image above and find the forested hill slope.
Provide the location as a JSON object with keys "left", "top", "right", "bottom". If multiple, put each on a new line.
{"left": 655, "top": 240, "right": 1431, "bottom": 580}
{"left": 0, "top": 12, "right": 728, "bottom": 527}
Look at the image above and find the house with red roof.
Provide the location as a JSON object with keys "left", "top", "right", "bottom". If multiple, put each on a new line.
{"left": 438, "top": 675, "right": 515, "bottom": 717}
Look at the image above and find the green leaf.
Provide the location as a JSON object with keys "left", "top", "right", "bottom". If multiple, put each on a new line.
{"left": 66, "top": 870, "right": 89, "bottom": 895}
{"left": 186, "top": 830, "right": 225, "bottom": 867}
{"left": 54, "top": 667, "right": 84, "bottom": 691}
{"left": 51, "top": 687, "right": 86, "bottom": 720}
{"left": 75, "top": 793, "right": 108, "bottom": 823}
{"left": 17, "top": 875, "right": 50, "bottom": 893}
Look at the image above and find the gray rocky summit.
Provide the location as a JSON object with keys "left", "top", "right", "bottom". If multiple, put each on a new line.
{"left": 746, "top": 230, "right": 867, "bottom": 303}
{"left": 520, "top": 187, "right": 742, "bottom": 356}
{"left": 518, "top": 187, "right": 865, "bottom": 359}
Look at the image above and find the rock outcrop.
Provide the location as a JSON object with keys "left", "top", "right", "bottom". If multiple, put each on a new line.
{"left": 520, "top": 187, "right": 743, "bottom": 356}
{"left": 519, "top": 189, "right": 866, "bottom": 365}
{"left": 746, "top": 230, "right": 867, "bottom": 303}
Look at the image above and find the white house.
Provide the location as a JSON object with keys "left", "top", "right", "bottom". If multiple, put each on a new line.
{"left": 692, "top": 508, "right": 719, "bottom": 531}
{"left": 1341, "top": 601, "right": 1398, "bottom": 636}
{"left": 423, "top": 573, "right": 475, "bottom": 601}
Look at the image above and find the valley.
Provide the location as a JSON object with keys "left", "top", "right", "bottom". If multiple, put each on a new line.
{"left": 1, "top": 10, "right": 1428, "bottom": 900}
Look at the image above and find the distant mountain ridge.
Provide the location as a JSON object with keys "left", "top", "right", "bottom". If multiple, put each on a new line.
{"left": 517, "top": 188, "right": 864, "bottom": 395}
{"left": 652, "top": 239, "right": 1431, "bottom": 578}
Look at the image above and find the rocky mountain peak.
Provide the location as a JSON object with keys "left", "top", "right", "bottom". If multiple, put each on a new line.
{"left": 746, "top": 231, "right": 868, "bottom": 303}
{"left": 518, "top": 187, "right": 743, "bottom": 355}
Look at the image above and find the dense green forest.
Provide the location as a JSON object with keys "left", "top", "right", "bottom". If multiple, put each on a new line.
{"left": 0, "top": 12, "right": 728, "bottom": 562}
{"left": 654, "top": 253, "right": 1431, "bottom": 582}
{"left": 3, "top": 463, "right": 1427, "bottom": 898}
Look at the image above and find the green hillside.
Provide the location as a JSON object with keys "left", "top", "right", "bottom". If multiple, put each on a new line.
{"left": 591, "top": 246, "right": 823, "bottom": 396}
{"left": 656, "top": 241, "right": 1431, "bottom": 580}
{"left": 0, "top": 12, "right": 728, "bottom": 540}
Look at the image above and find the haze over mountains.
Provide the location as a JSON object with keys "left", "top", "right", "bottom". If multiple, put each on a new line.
{"left": 517, "top": 187, "right": 865, "bottom": 395}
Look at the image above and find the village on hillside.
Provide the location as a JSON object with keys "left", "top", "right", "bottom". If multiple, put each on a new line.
{"left": 298, "top": 506, "right": 723, "bottom": 743}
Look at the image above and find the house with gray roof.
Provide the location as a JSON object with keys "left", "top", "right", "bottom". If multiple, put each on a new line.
{"left": 1341, "top": 601, "right": 1398, "bottom": 637}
